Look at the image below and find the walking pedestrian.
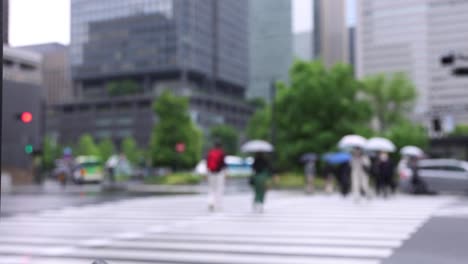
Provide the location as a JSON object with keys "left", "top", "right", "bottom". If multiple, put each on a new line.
{"left": 336, "top": 162, "right": 351, "bottom": 196}
{"left": 323, "top": 163, "right": 335, "bottom": 194}
{"left": 206, "top": 141, "right": 226, "bottom": 212}
{"left": 350, "top": 147, "right": 372, "bottom": 202}
{"left": 251, "top": 152, "right": 274, "bottom": 213}
{"left": 375, "top": 152, "right": 395, "bottom": 198}
{"left": 105, "top": 155, "right": 118, "bottom": 184}
{"left": 304, "top": 160, "right": 316, "bottom": 194}
{"left": 408, "top": 156, "right": 427, "bottom": 194}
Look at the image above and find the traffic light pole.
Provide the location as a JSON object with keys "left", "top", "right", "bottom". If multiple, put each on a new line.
{"left": 270, "top": 79, "right": 277, "bottom": 172}
{"left": 270, "top": 79, "right": 276, "bottom": 147}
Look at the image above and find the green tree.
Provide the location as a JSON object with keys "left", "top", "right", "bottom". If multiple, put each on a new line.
{"left": 247, "top": 97, "right": 267, "bottom": 110}
{"left": 450, "top": 124, "right": 468, "bottom": 136}
{"left": 149, "top": 91, "right": 203, "bottom": 169}
{"left": 362, "top": 72, "right": 417, "bottom": 132}
{"left": 246, "top": 105, "right": 271, "bottom": 141}
{"left": 121, "top": 137, "right": 143, "bottom": 165}
{"left": 274, "top": 60, "right": 372, "bottom": 169}
{"left": 385, "top": 120, "right": 428, "bottom": 150}
{"left": 210, "top": 124, "right": 238, "bottom": 155}
{"left": 98, "top": 138, "right": 115, "bottom": 162}
{"left": 106, "top": 79, "right": 141, "bottom": 96}
{"left": 76, "top": 134, "right": 100, "bottom": 157}
{"left": 42, "top": 135, "right": 61, "bottom": 171}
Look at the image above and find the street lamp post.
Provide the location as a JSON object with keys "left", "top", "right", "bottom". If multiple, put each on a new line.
{"left": 270, "top": 79, "right": 277, "bottom": 147}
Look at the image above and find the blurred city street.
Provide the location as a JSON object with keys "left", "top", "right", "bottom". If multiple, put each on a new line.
{"left": 2, "top": 0, "right": 468, "bottom": 263}
{"left": 1, "top": 191, "right": 467, "bottom": 264}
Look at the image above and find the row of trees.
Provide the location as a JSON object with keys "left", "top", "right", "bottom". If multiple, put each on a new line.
{"left": 44, "top": 59, "right": 435, "bottom": 172}
{"left": 42, "top": 135, "right": 144, "bottom": 170}
{"left": 42, "top": 90, "right": 240, "bottom": 171}
{"left": 246, "top": 60, "right": 428, "bottom": 170}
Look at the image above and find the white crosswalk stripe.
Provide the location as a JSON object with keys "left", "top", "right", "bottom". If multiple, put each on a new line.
{"left": 0, "top": 193, "right": 455, "bottom": 264}
{"left": 433, "top": 203, "right": 468, "bottom": 218}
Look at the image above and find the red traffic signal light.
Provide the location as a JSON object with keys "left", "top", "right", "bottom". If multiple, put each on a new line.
{"left": 19, "top": 112, "right": 33, "bottom": 123}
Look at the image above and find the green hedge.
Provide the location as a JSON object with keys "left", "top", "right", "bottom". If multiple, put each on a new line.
{"left": 274, "top": 173, "right": 325, "bottom": 189}
{"left": 144, "top": 173, "right": 202, "bottom": 185}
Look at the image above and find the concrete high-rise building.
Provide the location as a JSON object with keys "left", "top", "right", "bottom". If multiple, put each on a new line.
{"left": 356, "top": 0, "right": 468, "bottom": 131}
{"left": 293, "top": 31, "right": 313, "bottom": 61}
{"left": 20, "top": 43, "right": 73, "bottom": 105}
{"left": 313, "top": 0, "right": 348, "bottom": 67}
{"left": 427, "top": 0, "right": 468, "bottom": 126}
{"left": 2, "top": 0, "right": 8, "bottom": 44}
{"left": 248, "top": 0, "right": 292, "bottom": 101}
{"left": 49, "top": 0, "right": 252, "bottom": 146}
{"left": 2, "top": 46, "right": 44, "bottom": 185}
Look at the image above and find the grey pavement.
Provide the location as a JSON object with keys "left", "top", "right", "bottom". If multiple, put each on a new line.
{"left": 0, "top": 192, "right": 462, "bottom": 264}
{"left": 0, "top": 178, "right": 251, "bottom": 216}
{"left": 384, "top": 197, "right": 468, "bottom": 264}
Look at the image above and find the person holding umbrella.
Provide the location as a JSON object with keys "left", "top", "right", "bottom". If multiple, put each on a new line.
{"left": 337, "top": 135, "right": 370, "bottom": 201}
{"left": 241, "top": 140, "right": 276, "bottom": 213}
{"left": 365, "top": 138, "right": 397, "bottom": 197}
{"left": 323, "top": 152, "right": 352, "bottom": 196}
{"left": 375, "top": 152, "right": 395, "bottom": 197}
{"left": 350, "top": 147, "right": 372, "bottom": 202}
{"left": 400, "top": 146, "right": 427, "bottom": 194}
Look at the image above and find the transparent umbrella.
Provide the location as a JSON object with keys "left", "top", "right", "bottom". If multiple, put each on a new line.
{"left": 365, "top": 137, "right": 396, "bottom": 152}
{"left": 338, "top": 135, "right": 367, "bottom": 149}
{"left": 241, "top": 140, "right": 274, "bottom": 153}
{"left": 400, "top": 146, "right": 424, "bottom": 157}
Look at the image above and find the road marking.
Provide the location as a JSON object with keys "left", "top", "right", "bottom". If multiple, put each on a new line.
{"left": 0, "top": 194, "right": 456, "bottom": 264}
{"left": 113, "top": 232, "right": 144, "bottom": 240}
{"left": 78, "top": 239, "right": 112, "bottom": 247}
{"left": 107, "top": 240, "right": 393, "bottom": 258}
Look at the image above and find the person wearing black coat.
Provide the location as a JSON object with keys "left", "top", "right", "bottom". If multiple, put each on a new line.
{"left": 336, "top": 162, "right": 351, "bottom": 196}
{"left": 251, "top": 153, "right": 274, "bottom": 213}
{"left": 375, "top": 152, "right": 395, "bottom": 197}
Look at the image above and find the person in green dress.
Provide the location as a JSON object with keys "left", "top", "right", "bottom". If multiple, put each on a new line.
{"left": 251, "top": 152, "right": 273, "bottom": 213}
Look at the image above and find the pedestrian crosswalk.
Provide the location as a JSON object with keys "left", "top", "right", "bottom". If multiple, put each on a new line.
{"left": 433, "top": 204, "right": 468, "bottom": 218}
{"left": 0, "top": 193, "right": 456, "bottom": 264}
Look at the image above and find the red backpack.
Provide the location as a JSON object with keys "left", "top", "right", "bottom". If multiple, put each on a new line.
{"left": 207, "top": 148, "right": 225, "bottom": 172}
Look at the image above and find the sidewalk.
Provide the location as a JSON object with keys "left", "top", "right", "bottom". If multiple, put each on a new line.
{"left": 1, "top": 179, "right": 208, "bottom": 196}
{"left": 2, "top": 177, "right": 255, "bottom": 196}
{"left": 126, "top": 183, "right": 207, "bottom": 194}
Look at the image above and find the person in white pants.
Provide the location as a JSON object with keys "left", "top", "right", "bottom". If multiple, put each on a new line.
{"left": 206, "top": 142, "right": 226, "bottom": 212}
{"left": 350, "top": 147, "right": 372, "bottom": 202}
{"left": 208, "top": 170, "right": 225, "bottom": 211}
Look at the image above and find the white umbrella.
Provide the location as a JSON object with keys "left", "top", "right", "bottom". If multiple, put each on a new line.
{"left": 365, "top": 137, "right": 396, "bottom": 152}
{"left": 338, "top": 135, "right": 367, "bottom": 149}
{"left": 400, "top": 146, "right": 424, "bottom": 157}
{"left": 106, "top": 155, "right": 119, "bottom": 168}
{"left": 241, "top": 140, "right": 274, "bottom": 153}
{"left": 194, "top": 160, "right": 208, "bottom": 175}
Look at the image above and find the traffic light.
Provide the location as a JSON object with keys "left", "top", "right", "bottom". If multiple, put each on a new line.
{"left": 453, "top": 67, "right": 468, "bottom": 76}
{"left": 441, "top": 54, "right": 455, "bottom": 66}
{"left": 16, "top": 111, "right": 33, "bottom": 123}
{"left": 25, "top": 144, "right": 34, "bottom": 154}
{"left": 432, "top": 118, "right": 441, "bottom": 133}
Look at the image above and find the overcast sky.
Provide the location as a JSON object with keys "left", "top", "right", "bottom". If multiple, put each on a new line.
{"left": 9, "top": 0, "right": 355, "bottom": 47}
